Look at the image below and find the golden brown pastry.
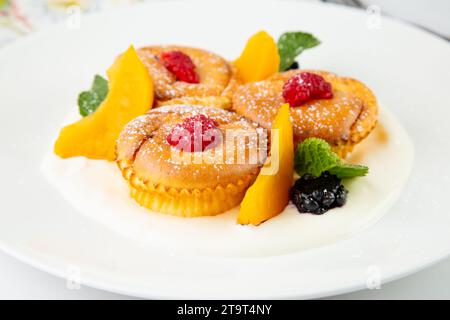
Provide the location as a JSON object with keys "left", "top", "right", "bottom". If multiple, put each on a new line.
{"left": 116, "top": 105, "right": 265, "bottom": 217}
{"left": 137, "top": 46, "right": 239, "bottom": 109}
{"left": 232, "top": 70, "right": 378, "bottom": 157}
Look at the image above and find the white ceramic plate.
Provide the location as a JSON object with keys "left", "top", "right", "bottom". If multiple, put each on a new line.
{"left": 1, "top": 0, "right": 450, "bottom": 299}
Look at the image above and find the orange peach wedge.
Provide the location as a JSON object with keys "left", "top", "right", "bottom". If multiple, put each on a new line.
{"left": 237, "top": 103, "right": 294, "bottom": 225}
{"left": 234, "top": 30, "right": 280, "bottom": 83}
{"left": 54, "top": 46, "right": 154, "bottom": 161}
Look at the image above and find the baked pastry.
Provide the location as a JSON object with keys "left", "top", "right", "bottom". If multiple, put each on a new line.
{"left": 232, "top": 70, "right": 378, "bottom": 157}
{"left": 116, "top": 105, "right": 264, "bottom": 217}
{"left": 137, "top": 46, "right": 239, "bottom": 109}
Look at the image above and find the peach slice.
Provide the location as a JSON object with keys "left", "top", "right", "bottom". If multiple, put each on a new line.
{"left": 234, "top": 30, "right": 280, "bottom": 83}
{"left": 54, "top": 46, "right": 154, "bottom": 160}
{"left": 237, "top": 103, "right": 294, "bottom": 225}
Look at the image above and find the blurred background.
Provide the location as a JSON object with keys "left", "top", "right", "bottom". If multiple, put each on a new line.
{"left": 0, "top": 0, "right": 449, "bottom": 48}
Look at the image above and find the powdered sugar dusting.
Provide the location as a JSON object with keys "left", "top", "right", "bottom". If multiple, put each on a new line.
{"left": 232, "top": 70, "right": 376, "bottom": 146}
{"left": 117, "top": 105, "right": 265, "bottom": 189}
{"left": 137, "top": 46, "right": 232, "bottom": 102}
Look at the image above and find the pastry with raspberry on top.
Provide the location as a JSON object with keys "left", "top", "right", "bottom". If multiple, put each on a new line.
{"left": 137, "top": 46, "right": 239, "bottom": 110}
{"left": 116, "top": 104, "right": 265, "bottom": 217}
{"left": 232, "top": 70, "right": 378, "bottom": 158}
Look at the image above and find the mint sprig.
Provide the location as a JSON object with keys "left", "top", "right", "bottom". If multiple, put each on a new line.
{"left": 278, "top": 32, "right": 321, "bottom": 71}
{"left": 328, "top": 164, "right": 369, "bottom": 179}
{"left": 294, "top": 138, "right": 368, "bottom": 179}
{"left": 78, "top": 75, "right": 109, "bottom": 117}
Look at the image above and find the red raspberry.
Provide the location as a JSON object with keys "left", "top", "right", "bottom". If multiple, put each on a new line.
{"left": 167, "top": 114, "right": 221, "bottom": 152}
{"left": 282, "top": 72, "right": 333, "bottom": 107}
{"left": 160, "top": 51, "right": 200, "bottom": 84}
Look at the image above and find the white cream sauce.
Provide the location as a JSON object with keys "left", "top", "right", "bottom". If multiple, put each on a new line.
{"left": 42, "top": 108, "right": 414, "bottom": 257}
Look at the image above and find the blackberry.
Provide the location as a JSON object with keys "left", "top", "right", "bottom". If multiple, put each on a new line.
{"left": 286, "top": 61, "right": 299, "bottom": 70}
{"left": 290, "top": 171, "right": 348, "bottom": 215}
{"left": 334, "top": 185, "right": 348, "bottom": 207}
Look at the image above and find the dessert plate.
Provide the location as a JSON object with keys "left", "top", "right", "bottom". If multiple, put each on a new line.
{"left": 1, "top": 0, "right": 450, "bottom": 299}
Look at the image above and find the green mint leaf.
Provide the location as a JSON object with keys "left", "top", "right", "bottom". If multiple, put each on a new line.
{"left": 294, "top": 138, "right": 340, "bottom": 177}
{"left": 329, "top": 164, "right": 369, "bottom": 179}
{"left": 294, "top": 138, "right": 369, "bottom": 179}
{"left": 91, "top": 75, "right": 109, "bottom": 101}
{"left": 278, "top": 32, "right": 321, "bottom": 71}
{"left": 78, "top": 91, "right": 99, "bottom": 117}
{"left": 78, "top": 75, "right": 108, "bottom": 117}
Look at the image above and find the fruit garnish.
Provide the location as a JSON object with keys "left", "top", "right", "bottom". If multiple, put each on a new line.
{"left": 282, "top": 72, "right": 333, "bottom": 106}
{"left": 78, "top": 75, "right": 109, "bottom": 117}
{"left": 277, "top": 31, "right": 320, "bottom": 71}
{"left": 234, "top": 30, "right": 280, "bottom": 83}
{"left": 290, "top": 172, "right": 347, "bottom": 215}
{"left": 160, "top": 51, "right": 200, "bottom": 83}
{"left": 54, "top": 46, "right": 154, "bottom": 160}
{"left": 166, "top": 114, "right": 221, "bottom": 152}
{"left": 294, "top": 138, "right": 368, "bottom": 179}
{"left": 237, "top": 103, "right": 294, "bottom": 225}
